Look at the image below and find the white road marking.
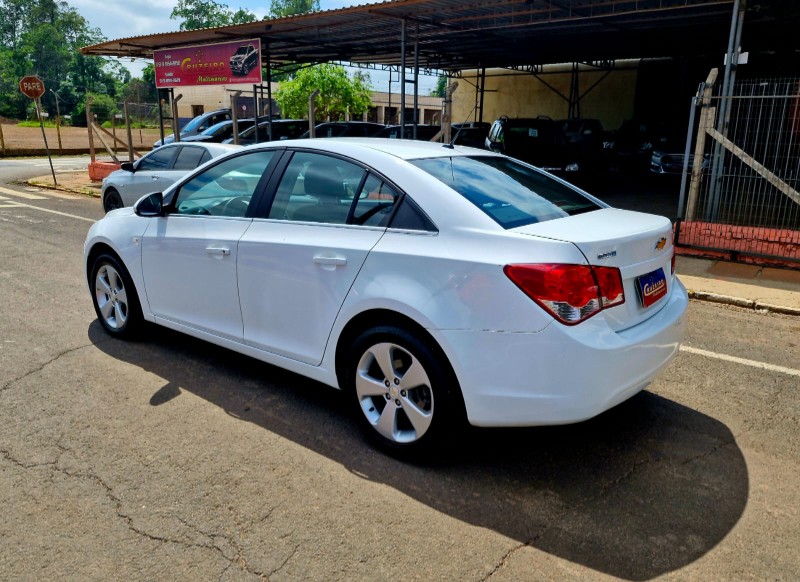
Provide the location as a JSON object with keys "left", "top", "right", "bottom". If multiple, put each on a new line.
{"left": 680, "top": 345, "right": 800, "bottom": 378}
{"left": 4, "top": 202, "right": 95, "bottom": 223}
{"left": 0, "top": 186, "right": 48, "bottom": 200}
{"left": 0, "top": 204, "right": 22, "bottom": 209}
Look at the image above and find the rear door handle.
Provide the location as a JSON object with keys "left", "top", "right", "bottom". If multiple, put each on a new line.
{"left": 206, "top": 246, "right": 231, "bottom": 256}
{"left": 313, "top": 255, "right": 347, "bottom": 267}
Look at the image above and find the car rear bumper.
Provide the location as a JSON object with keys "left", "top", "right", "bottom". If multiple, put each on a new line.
{"left": 438, "top": 279, "right": 688, "bottom": 427}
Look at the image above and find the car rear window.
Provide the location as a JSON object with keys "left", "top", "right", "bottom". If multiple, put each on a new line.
{"left": 410, "top": 156, "right": 601, "bottom": 229}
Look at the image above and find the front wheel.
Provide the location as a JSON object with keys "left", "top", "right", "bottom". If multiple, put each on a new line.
{"left": 103, "top": 189, "right": 123, "bottom": 213}
{"left": 346, "top": 325, "right": 464, "bottom": 458}
{"left": 90, "top": 253, "right": 143, "bottom": 339}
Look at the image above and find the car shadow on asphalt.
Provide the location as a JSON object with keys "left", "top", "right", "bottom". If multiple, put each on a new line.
{"left": 89, "top": 322, "right": 748, "bottom": 581}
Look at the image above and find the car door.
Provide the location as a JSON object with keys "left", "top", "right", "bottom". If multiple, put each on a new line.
{"left": 238, "top": 150, "right": 401, "bottom": 365}
{"left": 116, "top": 146, "right": 178, "bottom": 205}
{"left": 157, "top": 145, "right": 213, "bottom": 189}
{"left": 141, "top": 150, "right": 279, "bottom": 341}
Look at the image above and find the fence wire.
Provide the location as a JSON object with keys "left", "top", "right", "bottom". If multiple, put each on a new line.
{"left": 678, "top": 77, "right": 800, "bottom": 264}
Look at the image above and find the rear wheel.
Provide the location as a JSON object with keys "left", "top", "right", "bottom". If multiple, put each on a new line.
{"left": 346, "top": 325, "right": 463, "bottom": 458}
{"left": 103, "top": 189, "right": 123, "bottom": 213}
{"left": 90, "top": 253, "right": 142, "bottom": 339}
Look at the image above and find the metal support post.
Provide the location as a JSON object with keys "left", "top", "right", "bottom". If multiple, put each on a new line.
{"left": 708, "top": 0, "right": 745, "bottom": 219}
{"left": 253, "top": 84, "right": 260, "bottom": 143}
{"left": 413, "top": 22, "right": 419, "bottom": 139}
{"left": 400, "top": 19, "right": 407, "bottom": 139}
{"left": 478, "top": 68, "right": 486, "bottom": 124}
{"left": 35, "top": 97, "right": 57, "bottom": 186}
{"left": 157, "top": 89, "right": 165, "bottom": 145}
{"left": 266, "top": 52, "right": 274, "bottom": 142}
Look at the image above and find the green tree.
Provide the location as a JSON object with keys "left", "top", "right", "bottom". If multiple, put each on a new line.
{"left": 0, "top": 0, "right": 119, "bottom": 120}
{"left": 275, "top": 63, "right": 372, "bottom": 121}
{"left": 430, "top": 75, "right": 447, "bottom": 98}
{"left": 170, "top": 0, "right": 257, "bottom": 30}
{"left": 268, "top": 0, "right": 319, "bottom": 18}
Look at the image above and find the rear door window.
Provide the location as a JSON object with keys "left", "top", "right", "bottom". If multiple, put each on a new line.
{"left": 410, "top": 155, "right": 601, "bottom": 229}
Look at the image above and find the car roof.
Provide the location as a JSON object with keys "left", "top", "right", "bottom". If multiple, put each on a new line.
{"left": 159, "top": 142, "right": 240, "bottom": 154}
{"left": 249, "top": 137, "right": 500, "bottom": 161}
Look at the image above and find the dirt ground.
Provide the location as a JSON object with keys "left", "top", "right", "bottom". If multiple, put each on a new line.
{"left": 0, "top": 122, "right": 163, "bottom": 154}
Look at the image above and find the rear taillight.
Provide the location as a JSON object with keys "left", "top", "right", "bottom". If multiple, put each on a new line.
{"left": 504, "top": 263, "right": 625, "bottom": 325}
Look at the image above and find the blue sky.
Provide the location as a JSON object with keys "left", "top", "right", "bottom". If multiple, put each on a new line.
{"left": 70, "top": 1, "right": 437, "bottom": 93}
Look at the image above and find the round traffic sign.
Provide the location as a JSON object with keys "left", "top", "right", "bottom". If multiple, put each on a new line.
{"left": 19, "top": 76, "right": 45, "bottom": 99}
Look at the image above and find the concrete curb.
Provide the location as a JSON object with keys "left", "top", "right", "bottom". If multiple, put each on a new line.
{"left": 25, "top": 176, "right": 101, "bottom": 198}
{"left": 687, "top": 289, "right": 800, "bottom": 317}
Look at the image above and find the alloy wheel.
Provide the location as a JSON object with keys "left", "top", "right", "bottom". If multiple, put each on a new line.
{"left": 355, "top": 342, "right": 434, "bottom": 444}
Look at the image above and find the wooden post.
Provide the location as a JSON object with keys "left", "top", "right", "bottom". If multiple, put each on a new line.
{"left": 0, "top": 122, "right": 5, "bottom": 157}
{"left": 230, "top": 91, "right": 242, "bottom": 144}
{"left": 171, "top": 93, "right": 183, "bottom": 142}
{"left": 85, "top": 95, "right": 96, "bottom": 163}
{"left": 124, "top": 101, "right": 134, "bottom": 162}
{"left": 308, "top": 89, "right": 320, "bottom": 137}
{"left": 443, "top": 80, "right": 458, "bottom": 144}
{"left": 686, "top": 68, "right": 718, "bottom": 220}
{"left": 111, "top": 113, "right": 117, "bottom": 155}
{"left": 52, "top": 91, "right": 63, "bottom": 154}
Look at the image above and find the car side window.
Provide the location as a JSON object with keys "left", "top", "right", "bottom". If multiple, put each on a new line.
{"left": 268, "top": 152, "right": 365, "bottom": 225}
{"left": 352, "top": 174, "right": 400, "bottom": 227}
{"left": 138, "top": 147, "right": 175, "bottom": 171}
{"left": 172, "top": 150, "right": 275, "bottom": 217}
{"left": 173, "top": 146, "right": 208, "bottom": 171}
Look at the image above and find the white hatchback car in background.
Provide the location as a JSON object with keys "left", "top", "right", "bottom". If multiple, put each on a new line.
{"left": 100, "top": 142, "right": 239, "bottom": 212}
{"left": 85, "top": 138, "right": 687, "bottom": 457}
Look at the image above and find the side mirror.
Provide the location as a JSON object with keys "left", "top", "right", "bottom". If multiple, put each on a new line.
{"left": 120, "top": 161, "right": 135, "bottom": 172}
{"left": 134, "top": 192, "right": 164, "bottom": 217}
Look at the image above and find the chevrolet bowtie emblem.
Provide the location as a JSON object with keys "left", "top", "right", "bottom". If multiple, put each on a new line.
{"left": 655, "top": 237, "right": 667, "bottom": 250}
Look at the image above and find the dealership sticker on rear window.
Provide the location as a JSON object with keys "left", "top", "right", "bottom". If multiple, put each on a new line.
{"left": 636, "top": 268, "right": 668, "bottom": 308}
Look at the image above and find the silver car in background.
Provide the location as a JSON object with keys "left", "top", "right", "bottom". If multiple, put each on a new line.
{"left": 101, "top": 142, "right": 240, "bottom": 212}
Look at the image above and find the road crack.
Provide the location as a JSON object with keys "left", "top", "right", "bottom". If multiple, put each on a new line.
{"left": 0, "top": 341, "right": 106, "bottom": 393}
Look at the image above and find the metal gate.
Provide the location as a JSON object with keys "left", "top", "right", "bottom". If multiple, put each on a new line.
{"left": 675, "top": 69, "right": 800, "bottom": 266}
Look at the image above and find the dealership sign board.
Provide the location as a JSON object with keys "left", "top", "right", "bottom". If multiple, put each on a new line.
{"left": 154, "top": 39, "right": 262, "bottom": 88}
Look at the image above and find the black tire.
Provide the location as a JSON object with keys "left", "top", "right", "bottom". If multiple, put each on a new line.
{"left": 90, "top": 253, "right": 143, "bottom": 339}
{"left": 345, "top": 325, "right": 465, "bottom": 459}
{"left": 103, "top": 189, "right": 123, "bottom": 213}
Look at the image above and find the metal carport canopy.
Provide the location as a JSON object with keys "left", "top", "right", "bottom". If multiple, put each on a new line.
{"left": 80, "top": 0, "right": 794, "bottom": 71}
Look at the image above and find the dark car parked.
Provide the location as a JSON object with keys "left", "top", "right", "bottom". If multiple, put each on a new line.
{"left": 302, "top": 121, "right": 385, "bottom": 139}
{"left": 223, "top": 119, "right": 307, "bottom": 145}
{"left": 230, "top": 43, "right": 258, "bottom": 75}
{"left": 486, "top": 116, "right": 607, "bottom": 179}
{"left": 154, "top": 108, "right": 232, "bottom": 147}
{"left": 372, "top": 124, "right": 442, "bottom": 141}
{"left": 450, "top": 122, "right": 490, "bottom": 148}
{"left": 485, "top": 116, "right": 570, "bottom": 172}
{"left": 181, "top": 119, "right": 257, "bottom": 144}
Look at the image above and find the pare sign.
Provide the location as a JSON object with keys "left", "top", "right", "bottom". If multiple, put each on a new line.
{"left": 19, "top": 76, "right": 45, "bottom": 99}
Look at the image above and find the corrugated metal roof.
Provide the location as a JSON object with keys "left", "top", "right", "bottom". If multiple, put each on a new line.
{"left": 81, "top": 0, "right": 796, "bottom": 71}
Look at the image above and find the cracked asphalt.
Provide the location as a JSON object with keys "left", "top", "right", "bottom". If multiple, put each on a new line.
{"left": 0, "top": 181, "right": 798, "bottom": 580}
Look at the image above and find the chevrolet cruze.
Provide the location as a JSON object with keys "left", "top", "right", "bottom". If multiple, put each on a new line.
{"left": 85, "top": 138, "right": 687, "bottom": 457}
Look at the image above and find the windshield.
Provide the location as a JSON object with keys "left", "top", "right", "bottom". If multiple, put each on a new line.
{"left": 234, "top": 46, "right": 249, "bottom": 55}
{"left": 410, "top": 156, "right": 601, "bottom": 229}
{"left": 182, "top": 116, "right": 206, "bottom": 132}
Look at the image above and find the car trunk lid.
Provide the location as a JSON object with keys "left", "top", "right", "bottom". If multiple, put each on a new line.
{"left": 512, "top": 208, "right": 675, "bottom": 331}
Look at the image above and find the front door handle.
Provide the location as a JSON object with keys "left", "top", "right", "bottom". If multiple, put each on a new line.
{"left": 206, "top": 246, "right": 231, "bottom": 257}
{"left": 313, "top": 255, "right": 347, "bottom": 267}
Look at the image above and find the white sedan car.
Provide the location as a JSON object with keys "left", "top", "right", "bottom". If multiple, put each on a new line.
{"left": 100, "top": 142, "right": 239, "bottom": 212}
{"left": 85, "top": 139, "right": 687, "bottom": 457}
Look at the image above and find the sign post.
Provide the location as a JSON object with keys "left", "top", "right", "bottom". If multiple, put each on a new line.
{"left": 19, "top": 75, "right": 57, "bottom": 186}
